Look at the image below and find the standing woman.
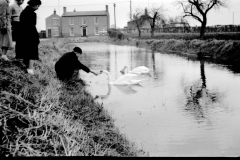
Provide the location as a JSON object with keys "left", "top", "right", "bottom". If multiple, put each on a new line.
{"left": 10, "top": 0, "right": 24, "bottom": 42}
{"left": 0, "top": 0, "right": 13, "bottom": 61}
{"left": 16, "top": 0, "right": 41, "bottom": 75}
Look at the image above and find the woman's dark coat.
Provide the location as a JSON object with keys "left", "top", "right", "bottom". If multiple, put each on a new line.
{"left": 15, "top": 5, "right": 39, "bottom": 60}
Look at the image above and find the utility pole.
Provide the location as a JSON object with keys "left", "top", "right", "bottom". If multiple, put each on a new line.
{"left": 114, "top": 3, "right": 116, "bottom": 28}
{"left": 58, "top": 0, "right": 60, "bottom": 15}
{"left": 130, "top": 0, "right": 132, "bottom": 20}
{"left": 148, "top": 0, "right": 149, "bottom": 10}
{"left": 233, "top": 11, "right": 234, "bottom": 25}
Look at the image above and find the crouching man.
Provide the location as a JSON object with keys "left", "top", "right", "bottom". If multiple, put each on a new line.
{"left": 55, "top": 47, "right": 98, "bottom": 83}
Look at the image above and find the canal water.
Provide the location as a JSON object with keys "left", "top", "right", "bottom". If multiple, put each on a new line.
{"left": 71, "top": 42, "right": 240, "bottom": 157}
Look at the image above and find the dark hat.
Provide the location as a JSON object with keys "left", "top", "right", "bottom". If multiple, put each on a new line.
{"left": 27, "top": 0, "right": 42, "bottom": 6}
{"left": 73, "top": 47, "right": 82, "bottom": 54}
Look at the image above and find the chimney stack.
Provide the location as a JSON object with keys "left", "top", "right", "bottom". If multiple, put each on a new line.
{"left": 144, "top": 8, "right": 148, "bottom": 15}
{"left": 63, "top": 7, "right": 66, "bottom": 13}
{"left": 54, "top": 9, "right": 56, "bottom": 14}
{"left": 106, "top": 5, "right": 108, "bottom": 12}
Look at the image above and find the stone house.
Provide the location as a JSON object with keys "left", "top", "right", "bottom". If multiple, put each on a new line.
{"left": 45, "top": 10, "right": 61, "bottom": 38}
{"left": 46, "top": 5, "right": 110, "bottom": 38}
{"left": 127, "top": 19, "right": 151, "bottom": 33}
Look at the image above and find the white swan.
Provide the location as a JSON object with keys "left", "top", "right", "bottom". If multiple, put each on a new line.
{"left": 120, "top": 65, "right": 151, "bottom": 75}
{"left": 100, "top": 70, "right": 144, "bottom": 86}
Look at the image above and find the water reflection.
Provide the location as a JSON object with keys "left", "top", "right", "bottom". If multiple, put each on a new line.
{"left": 82, "top": 72, "right": 143, "bottom": 101}
{"left": 151, "top": 50, "right": 161, "bottom": 79}
{"left": 73, "top": 43, "right": 240, "bottom": 157}
{"left": 183, "top": 60, "right": 221, "bottom": 122}
{"left": 185, "top": 55, "right": 240, "bottom": 75}
{"left": 97, "top": 84, "right": 139, "bottom": 100}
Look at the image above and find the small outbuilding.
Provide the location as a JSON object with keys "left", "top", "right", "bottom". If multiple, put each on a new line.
{"left": 45, "top": 9, "right": 61, "bottom": 38}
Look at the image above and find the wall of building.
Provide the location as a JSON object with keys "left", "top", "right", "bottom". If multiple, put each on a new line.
{"left": 61, "top": 15, "right": 108, "bottom": 37}
{"left": 127, "top": 20, "right": 151, "bottom": 30}
{"left": 45, "top": 13, "right": 61, "bottom": 38}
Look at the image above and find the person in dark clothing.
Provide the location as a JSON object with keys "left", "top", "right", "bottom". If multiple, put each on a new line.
{"left": 15, "top": 0, "right": 41, "bottom": 75}
{"left": 55, "top": 47, "right": 99, "bottom": 82}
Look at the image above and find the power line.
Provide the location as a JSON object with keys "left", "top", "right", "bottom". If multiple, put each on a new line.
{"left": 40, "top": 1, "right": 130, "bottom": 8}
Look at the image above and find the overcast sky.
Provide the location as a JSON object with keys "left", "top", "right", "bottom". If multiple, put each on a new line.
{"left": 9, "top": 0, "right": 240, "bottom": 31}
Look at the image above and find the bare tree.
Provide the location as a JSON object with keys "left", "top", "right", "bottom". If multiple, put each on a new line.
{"left": 175, "top": 0, "right": 228, "bottom": 39}
{"left": 144, "top": 4, "right": 166, "bottom": 37}
{"left": 131, "top": 8, "right": 146, "bottom": 38}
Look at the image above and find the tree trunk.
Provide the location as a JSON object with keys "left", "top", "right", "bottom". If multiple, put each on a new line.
{"left": 151, "top": 27, "right": 155, "bottom": 37}
{"left": 137, "top": 25, "right": 141, "bottom": 37}
{"left": 138, "top": 29, "right": 141, "bottom": 37}
{"left": 200, "top": 16, "right": 207, "bottom": 39}
{"left": 200, "top": 24, "right": 206, "bottom": 39}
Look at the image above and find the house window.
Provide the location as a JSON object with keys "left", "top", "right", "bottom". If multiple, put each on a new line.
{"left": 70, "top": 28, "right": 74, "bottom": 36}
{"left": 82, "top": 17, "right": 86, "bottom": 25}
{"left": 53, "top": 19, "right": 58, "bottom": 26}
{"left": 94, "top": 17, "right": 99, "bottom": 25}
{"left": 95, "top": 27, "right": 99, "bottom": 35}
{"left": 69, "top": 17, "right": 74, "bottom": 25}
{"left": 53, "top": 27, "right": 59, "bottom": 36}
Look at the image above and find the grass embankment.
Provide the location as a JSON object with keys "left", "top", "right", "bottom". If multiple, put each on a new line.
{"left": 113, "top": 32, "right": 240, "bottom": 63}
{"left": 134, "top": 38, "right": 240, "bottom": 61}
{"left": 0, "top": 37, "right": 146, "bottom": 156}
{"left": 126, "top": 32, "right": 240, "bottom": 40}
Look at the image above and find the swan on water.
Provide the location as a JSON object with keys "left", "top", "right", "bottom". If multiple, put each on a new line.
{"left": 120, "top": 65, "right": 151, "bottom": 75}
{"left": 100, "top": 70, "right": 144, "bottom": 85}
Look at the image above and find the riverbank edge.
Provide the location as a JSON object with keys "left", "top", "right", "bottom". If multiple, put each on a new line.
{"left": 48, "top": 36, "right": 240, "bottom": 64}
{"left": 0, "top": 38, "right": 147, "bottom": 156}
{"left": 110, "top": 37, "right": 240, "bottom": 63}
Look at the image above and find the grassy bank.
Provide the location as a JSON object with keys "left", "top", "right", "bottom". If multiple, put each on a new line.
{"left": 108, "top": 29, "right": 240, "bottom": 62}
{"left": 110, "top": 33, "right": 240, "bottom": 63}
{"left": 0, "top": 38, "right": 147, "bottom": 157}
{"left": 126, "top": 32, "right": 240, "bottom": 40}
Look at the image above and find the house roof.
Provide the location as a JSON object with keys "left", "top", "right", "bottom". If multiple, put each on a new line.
{"left": 46, "top": 13, "right": 61, "bottom": 19}
{"left": 62, "top": 10, "right": 108, "bottom": 17}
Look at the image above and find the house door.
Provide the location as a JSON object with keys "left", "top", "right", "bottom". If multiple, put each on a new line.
{"left": 48, "top": 29, "right": 51, "bottom": 37}
{"left": 83, "top": 27, "right": 86, "bottom": 36}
